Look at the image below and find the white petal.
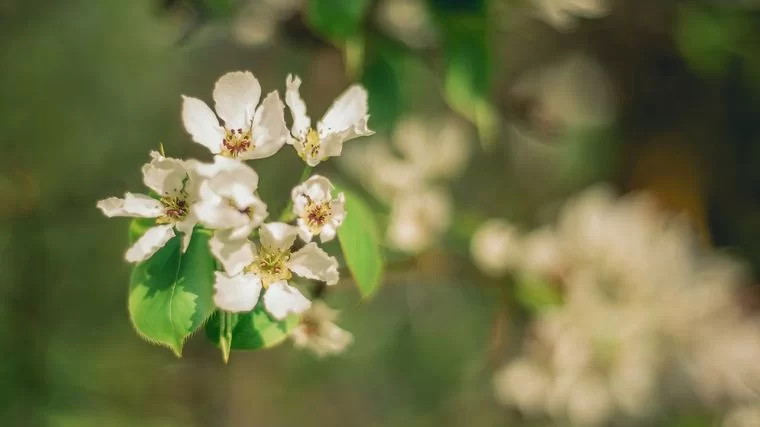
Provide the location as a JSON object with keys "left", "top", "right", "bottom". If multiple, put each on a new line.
{"left": 288, "top": 242, "right": 339, "bottom": 285}
{"left": 181, "top": 96, "right": 224, "bottom": 153}
{"left": 175, "top": 214, "right": 197, "bottom": 252}
{"left": 209, "top": 230, "right": 257, "bottom": 275}
{"left": 141, "top": 151, "right": 188, "bottom": 196}
{"left": 194, "top": 182, "right": 250, "bottom": 230}
{"left": 291, "top": 175, "right": 332, "bottom": 206}
{"left": 285, "top": 74, "right": 311, "bottom": 138}
{"left": 263, "top": 281, "right": 311, "bottom": 320}
{"left": 125, "top": 224, "right": 175, "bottom": 263}
{"left": 213, "top": 271, "right": 262, "bottom": 313}
{"left": 244, "top": 91, "right": 288, "bottom": 160}
{"left": 97, "top": 193, "right": 162, "bottom": 218}
{"left": 296, "top": 218, "right": 313, "bottom": 243}
{"left": 259, "top": 222, "right": 298, "bottom": 251}
{"left": 318, "top": 85, "right": 369, "bottom": 135}
{"left": 213, "top": 71, "right": 261, "bottom": 130}
{"left": 318, "top": 224, "right": 337, "bottom": 243}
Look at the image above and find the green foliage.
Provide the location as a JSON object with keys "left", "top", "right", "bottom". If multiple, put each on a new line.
{"left": 306, "top": 0, "right": 371, "bottom": 41}
{"left": 336, "top": 187, "right": 384, "bottom": 299}
{"left": 515, "top": 272, "right": 562, "bottom": 313}
{"left": 361, "top": 38, "right": 405, "bottom": 135}
{"left": 205, "top": 306, "right": 300, "bottom": 350}
{"left": 128, "top": 223, "right": 216, "bottom": 356}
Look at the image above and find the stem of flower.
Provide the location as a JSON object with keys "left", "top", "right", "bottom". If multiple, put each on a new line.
{"left": 220, "top": 311, "right": 233, "bottom": 364}
{"left": 277, "top": 165, "right": 313, "bottom": 222}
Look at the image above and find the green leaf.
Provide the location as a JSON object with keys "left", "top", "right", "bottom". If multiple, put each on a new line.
{"left": 361, "top": 40, "right": 404, "bottom": 135}
{"left": 128, "top": 227, "right": 216, "bottom": 356}
{"left": 128, "top": 217, "right": 156, "bottom": 244}
{"left": 676, "top": 5, "right": 732, "bottom": 77}
{"left": 515, "top": 272, "right": 562, "bottom": 313}
{"left": 205, "top": 306, "right": 300, "bottom": 350}
{"left": 335, "top": 187, "right": 384, "bottom": 298}
{"left": 306, "top": 0, "right": 370, "bottom": 41}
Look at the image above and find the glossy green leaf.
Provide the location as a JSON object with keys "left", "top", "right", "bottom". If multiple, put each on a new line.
{"left": 515, "top": 272, "right": 562, "bottom": 313}
{"left": 205, "top": 306, "right": 300, "bottom": 350}
{"left": 362, "top": 38, "right": 404, "bottom": 135}
{"left": 128, "top": 227, "right": 215, "bottom": 356}
{"left": 306, "top": 0, "right": 370, "bottom": 41}
{"left": 676, "top": 5, "right": 731, "bottom": 77}
{"left": 335, "top": 187, "right": 384, "bottom": 298}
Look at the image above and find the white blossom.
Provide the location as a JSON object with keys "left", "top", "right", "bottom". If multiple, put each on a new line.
{"left": 724, "top": 405, "right": 760, "bottom": 427}
{"left": 291, "top": 175, "right": 346, "bottom": 243}
{"left": 182, "top": 71, "right": 288, "bottom": 160}
{"left": 191, "top": 155, "right": 268, "bottom": 241}
{"left": 386, "top": 187, "right": 452, "bottom": 255}
{"left": 532, "top": 0, "right": 610, "bottom": 32}
{"left": 97, "top": 151, "right": 199, "bottom": 263}
{"left": 210, "top": 222, "right": 339, "bottom": 319}
{"left": 284, "top": 74, "right": 374, "bottom": 166}
{"left": 375, "top": 0, "right": 438, "bottom": 49}
{"left": 470, "top": 219, "right": 521, "bottom": 277}
{"left": 291, "top": 301, "right": 353, "bottom": 357}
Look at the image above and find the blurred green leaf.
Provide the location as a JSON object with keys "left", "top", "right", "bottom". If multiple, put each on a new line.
{"left": 515, "top": 272, "right": 562, "bottom": 313}
{"left": 128, "top": 228, "right": 215, "bottom": 356}
{"left": 205, "top": 306, "right": 299, "bottom": 350}
{"left": 307, "top": 0, "right": 370, "bottom": 41}
{"left": 676, "top": 5, "right": 732, "bottom": 77}
{"left": 362, "top": 39, "right": 404, "bottom": 135}
{"left": 336, "top": 187, "right": 384, "bottom": 299}
{"left": 128, "top": 217, "right": 157, "bottom": 244}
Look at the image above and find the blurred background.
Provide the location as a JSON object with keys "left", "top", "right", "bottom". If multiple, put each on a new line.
{"left": 2, "top": 0, "right": 760, "bottom": 426}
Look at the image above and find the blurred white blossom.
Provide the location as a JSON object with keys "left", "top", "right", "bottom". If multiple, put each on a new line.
{"left": 291, "top": 301, "right": 353, "bottom": 357}
{"left": 375, "top": 0, "right": 438, "bottom": 49}
{"left": 232, "top": 0, "right": 302, "bottom": 47}
{"left": 532, "top": 0, "right": 610, "bottom": 32}
{"left": 470, "top": 219, "right": 522, "bottom": 277}
{"left": 493, "top": 185, "right": 760, "bottom": 425}
{"left": 386, "top": 187, "right": 452, "bottom": 254}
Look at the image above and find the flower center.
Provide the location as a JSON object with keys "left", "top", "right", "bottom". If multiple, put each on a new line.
{"left": 303, "top": 128, "right": 321, "bottom": 159}
{"left": 303, "top": 201, "right": 331, "bottom": 232}
{"left": 221, "top": 128, "right": 253, "bottom": 158}
{"left": 156, "top": 193, "right": 189, "bottom": 224}
{"left": 246, "top": 247, "right": 292, "bottom": 288}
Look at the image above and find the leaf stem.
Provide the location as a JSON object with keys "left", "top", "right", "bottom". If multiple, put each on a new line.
{"left": 277, "top": 165, "right": 313, "bottom": 222}
{"left": 220, "top": 311, "right": 233, "bottom": 364}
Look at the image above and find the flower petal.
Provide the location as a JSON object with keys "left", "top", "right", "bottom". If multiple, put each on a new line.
{"left": 181, "top": 95, "right": 224, "bottom": 153}
{"left": 213, "top": 271, "right": 262, "bottom": 313}
{"left": 244, "top": 91, "right": 288, "bottom": 160}
{"left": 318, "top": 85, "right": 370, "bottom": 136}
{"left": 285, "top": 74, "right": 311, "bottom": 139}
{"left": 318, "top": 224, "right": 337, "bottom": 243}
{"left": 263, "top": 281, "right": 311, "bottom": 320}
{"left": 291, "top": 175, "right": 333, "bottom": 206}
{"left": 213, "top": 71, "right": 261, "bottom": 130}
{"left": 125, "top": 224, "right": 175, "bottom": 263}
{"left": 288, "top": 242, "right": 339, "bottom": 285}
{"left": 175, "top": 214, "right": 197, "bottom": 252}
{"left": 142, "top": 151, "right": 188, "bottom": 196}
{"left": 194, "top": 181, "right": 251, "bottom": 230}
{"left": 97, "top": 193, "right": 163, "bottom": 218}
{"left": 259, "top": 222, "right": 298, "bottom": 251}
{"left": 209, "top": 230, "right": 257, "bottom": 275}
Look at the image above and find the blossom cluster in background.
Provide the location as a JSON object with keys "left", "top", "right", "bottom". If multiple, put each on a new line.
{"left": 472, "top": 187, "right": 760, "bottom": 426}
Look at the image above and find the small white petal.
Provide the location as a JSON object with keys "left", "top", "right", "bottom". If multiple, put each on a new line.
{"left": 285, "top": 74, "right": 311, "bottom": 138}
{"left": 470, "top": 219, "right": 521, "bottom": 277}
{"left": 244, "top": 91, "right": 288, "bottom": 160}
{"left": 288, "top": 242, "right": 340, "bottom": 285}
{"left": 213, "top": 271, "right": 262, "bottom": 313}
{"left": 210, "top": 230, "right": 257, "bottom": 275}
{"left": 174, "top": 214, "right": 197, "bottom": 252}
{"left": 318, "top": 224, "right": 337, "bottom": 243}
{"left": 318, "top": 85, "right": 370, "bottom": 136}
{"left": 259, "top": 222, "right": 298, "bottom": 251}
{"left": 181, "top": 95, "right": 225, "bottom": 153}
{"left": 263, "top": 281, "right": 311, "bottom": 320}
{"left": 213, "top": 71, "right": 261, "bottom": 130}
{"left": 142, "top": 151, "right": 188, "bottom": 196}
{"left": 291, "top": 175, "right": 333, "bottom": 206}
{"left": 125, "top": 224, "right": 175, "bottom": 263}
{"left": 194, "top": 182, "right": 250, "bottom": 230}
{"left": 295, "top": 218, "right": 313, "bottom": 243}
{"left": 97, "top": 193, "right": 162, "bottom": 218}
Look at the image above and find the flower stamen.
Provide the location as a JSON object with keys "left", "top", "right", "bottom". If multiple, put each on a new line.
{"left": 221, "top": 128, "right": 254, "bottom": 158}
{"left": 156, "top": 192, "right": 189, "bottom": 224}
{"left": 246, "top": 246, "right": 292, "bottom": 287}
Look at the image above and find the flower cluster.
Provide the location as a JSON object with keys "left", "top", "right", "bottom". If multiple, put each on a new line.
{"left": 98, "top": 71, "right": 371, "bottom": 356}
{"left": 340, "top": 115, "right": 471, "bottom": 254}
{"left": 473, "top": 186, "right": 760, "bottom": 426}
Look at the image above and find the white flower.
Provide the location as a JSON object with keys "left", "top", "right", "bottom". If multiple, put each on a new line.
{"left": 470, "top": 219, "right": 522, "bottom": 277}
{"left": 97, "top": 151, "right": 198, "bottom": 263}
{"left": 532, "top": 0, "right": 610, "bottom": 32}
{"left": 182, "top": 71, "right": 288, "bottom": 159}
{"left": 724, "top": 405, "right": 760, "bottom": 427}
{"left": 375, "top": 0, "right": 438, "bottom": 49}
{"left": 210, "top": 222, "right": 339, "bottom": 319}
{"left": 232, "top": 0, "right": 301, "bottom": 47}
{"left": 191, "top": 155, "right": 268, "bottom": 241}
{"left": 386, "top": 187, "right": 452, "bottom": 254}
{"left": 284, "top": 74, "right": 374, "bottom": 166}
{"left": 291, "top": 175, "right": 346, "bottom": 243}
{"left": 291, "top": 301, "right": 353, "bottom": 357}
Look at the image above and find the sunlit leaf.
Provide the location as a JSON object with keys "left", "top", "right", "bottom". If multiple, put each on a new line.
{"left": 205, "top": 306, "right": 300, "bottom": 350}
{"left": 515, "top": 272, "right": 562, "bottom": 313}
{"left": 307, "top": 0, "right": 370, "bottom": 41}
{"left": 336, "top": 186, "right": 384, "bottom": 299}
{"left": 128, "top": 227, "right": 215, "bottom": 356}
